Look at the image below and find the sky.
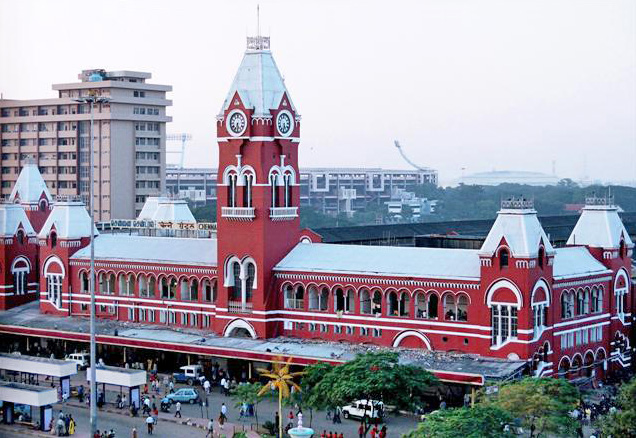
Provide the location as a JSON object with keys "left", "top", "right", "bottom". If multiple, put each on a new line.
{"left": 1, "top": 0, "right": 635, "bottom": 186}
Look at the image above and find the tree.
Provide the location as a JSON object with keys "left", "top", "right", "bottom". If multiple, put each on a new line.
{"left": 231, "top": 382, "right": 263, "bottom": 428}
{"left": 599, "top": 377, "right": 636, "bottom": 438}
{"left": 257, "top": 357, "right": 305, "bottom": 438}
{"left": 402, "top": 405, "right": 515, "bottom": 438}
{"left": 303, "top": 352, "right": 437, "bottom": 436}
{"left": 485, "top": 378, "right": 579, "bottom": 438}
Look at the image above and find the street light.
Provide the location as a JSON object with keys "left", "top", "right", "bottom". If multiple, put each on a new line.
{"left": 74, "top": 87, "right": 110, "bottom": 436}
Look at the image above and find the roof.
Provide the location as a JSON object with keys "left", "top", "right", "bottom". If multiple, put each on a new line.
{"left": 71, "top": 234, "right": 217, "bottom": 266}
{"left": 38, "top": 201, "right": 98, "bottom": 239}
{"left": 0, "top": 203, "right": 36, "bottom": 237}
{"left": 220, "top": 47, "right": 295, "bottom": 117}
{"left": 9, "top": 162, "right": 52, "bottom": 204}
{"left": 274, "top": 242, "right": 480, "bottom": 280}
{"left": 137, "top": 197, "right": 196, "bottom": 223}
{"left": 552, "top": 247, "right": 612, "bottom": 280}
{"left": 479, "top": 209, "right": 555, "bottom": 258}
{"left": 567, "top": 205, "right": 634, "bottom": 249}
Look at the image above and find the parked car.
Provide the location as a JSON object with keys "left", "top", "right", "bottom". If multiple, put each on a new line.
{"left": 341, "top": 400, "right": 384, "bottom": 422}
{"left": 172, "top": 365, "right": 205, "bottom": 385}
{"left": 163, "top": 388, "right": 199, "bottom": 404}
{"left": 65, "top": 352, "right": 90, "bottom": 370}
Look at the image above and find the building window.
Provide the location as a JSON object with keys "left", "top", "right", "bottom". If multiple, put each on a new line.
{"left": 538, "top": 247, "right": 545, "bottom": 268}
{"left": 243, "top": 173, "right": 253, "bottom": 208}
{"left": 361, "top": 327, "right": 369, "bottom": 336}
{"left": 491, "top": 304, "right": 518, "bottom": 346}
{"left": 499, "top": 249, "right": 509, "bottom": 269}
{"left": 372, "top": 328, "right": 382, "bottom": 337}
{"left": 561, "top": 291, "right": 574, "bottom": 319}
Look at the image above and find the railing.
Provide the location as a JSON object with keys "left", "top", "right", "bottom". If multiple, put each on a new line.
{"left": 228, "top": 301, "right": 253, "bottom": 314}
{"left": 221, "top": 207, "right": 255, "bottom": 221}
{"left": 269, "top": 207, "right": 298, "bottom": 221}
{"left": 284, "top": 299, "right": 304, "bottom": 310}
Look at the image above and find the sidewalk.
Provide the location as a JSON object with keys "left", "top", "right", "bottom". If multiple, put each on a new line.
{"left": 65, "top": 401, "right": 261, "bottom": 438}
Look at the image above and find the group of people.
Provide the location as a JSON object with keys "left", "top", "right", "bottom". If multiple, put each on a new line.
{"left": 51, "top": 412, "right": 75, "bottom": 436}
{"left": 92, "top": 429, "right": 115, "bottom": 438}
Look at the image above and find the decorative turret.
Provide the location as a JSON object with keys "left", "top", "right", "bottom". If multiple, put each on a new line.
{"left": 9, "top": 161, "right": 53, "bottom": 232}
{"left": 567, "top": 195, "right": 634, "bottom": 265}
{"left": 38, "top": 199, "right": 98, "bottom": 242}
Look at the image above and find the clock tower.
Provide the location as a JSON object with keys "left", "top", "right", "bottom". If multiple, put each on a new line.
{"left": 215, "top": 35, "right": 303, "bottom": 338}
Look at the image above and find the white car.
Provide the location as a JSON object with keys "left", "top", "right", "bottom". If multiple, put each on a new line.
{"left": 341, "top": 399, "right": 384, "bottom": 421}
{"left": 65, "top": 352, "right": 90, "bottom": 370}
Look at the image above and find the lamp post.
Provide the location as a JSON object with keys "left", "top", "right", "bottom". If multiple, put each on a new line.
{"left": 74, "top": 86, "right": 110, "bottom": 436}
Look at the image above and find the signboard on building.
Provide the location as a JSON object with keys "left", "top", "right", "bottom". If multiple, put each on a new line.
{"left": 110, "top": 219, "right": 216, "bottom": 231}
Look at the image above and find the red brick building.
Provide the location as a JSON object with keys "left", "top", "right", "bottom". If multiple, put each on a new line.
{"left": 0, "top": 36, "right": 633, "bottom": 381}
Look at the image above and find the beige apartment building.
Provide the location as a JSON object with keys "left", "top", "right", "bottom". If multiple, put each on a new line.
{"left": 0, "top": 69, "right": 172, "bottom": 220}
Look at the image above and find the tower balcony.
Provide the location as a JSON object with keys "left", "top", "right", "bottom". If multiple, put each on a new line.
{"left": 228, "top": 301, "right": 253, "bottom": 314}
{"left": 269, "top": 206, "right": 298, "bottom": 221}
{"left": 221, "top": 206, "right": 255, "bottom": 221}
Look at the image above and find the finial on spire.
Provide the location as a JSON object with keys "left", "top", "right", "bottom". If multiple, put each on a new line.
{"left": 247, "top": 4, "right": 270, "bottom": 50}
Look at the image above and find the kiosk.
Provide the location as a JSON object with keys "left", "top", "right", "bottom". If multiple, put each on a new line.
{"left": 0, "top": 381, "right": 58, "bottom": 431}
{"left": 87, "top": 365, "right": 146, "bottom": 409}
{"left": 0, "top": 353, "right": 77, "bottom": 400}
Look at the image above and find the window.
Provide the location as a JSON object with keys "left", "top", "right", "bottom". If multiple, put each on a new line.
{"left": 334, "top": 325, "right": 342, "bottom": 334}
{"left": 443, "top": 295, "right": 456, "bottom": 320}
{"left": 283, "top": 173, "right": 292, "bottom": 207}
{"left": 50, "top": 232, "right": 57, "bottom": 248}
{"left": 227, "top": 173, "right": 237, "bottom": 207}
{"left": 11, "top": 259, "right": 29, "bottom": 296}
{"left": 80, "top": 272, "right": 89, "bottom": 293}
{"left": 499, "top": 249, "right": 509, "bottom": 269}
{"left": 538, "top": 247, "right": 545, "bottom": 268}
{"left": 46, "top": 273, "right": 63, "bottom": 308}
{"left": 128, "top": 308, "right": 135, "bottom": 321}
{"left": 561, "top": 291, "right": 574, "bottom": 319}
{"left": 359, "top": 288, "right": 371, "bottom": 314}
{"left": 361, "top": 327, "right": 369, "bottom": 336}
{"left": 269, "top": 173, "right": 279, "bottom": 207}
{"left": 373, "top": 328, "right": 382, "bottom": 337}
{"left": 372, "top": 290, "right": 382, "bottom": 315}
{"left": 346, "top": 326, "right": 355, "bottom": 335}
{"left": 243, "top": 173, "right": 253, "bottom": 208}
{"left": 426, "top": 294, "right": 439, "bottom": 319}
{"left": 491, "top": 305, "right": 518, "bottom": 346}
{"left": 320, "top": 324, "right": 328, "bottom": 333}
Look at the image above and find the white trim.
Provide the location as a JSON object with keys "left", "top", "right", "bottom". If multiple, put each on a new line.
{"left": 392, "top": 330, "right": 432, "bottom": 350}
{"left": 554, "top": 320, "right": 610, "bottom": 336}
{"left": 553, "top": 313, "right": 610, "bottom": 328}
{"left": 485, "top": 279, "right": 523, "bottom": 308}
{"left": 531, "top": 278, "right": 551, "bottom": 306}
{"left": 223, "top": 318, "right": 257, "bottom": 339}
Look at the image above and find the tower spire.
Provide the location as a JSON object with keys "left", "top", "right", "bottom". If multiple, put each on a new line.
{"left": 246, "top": 4, "right": 269, "bottom": 51}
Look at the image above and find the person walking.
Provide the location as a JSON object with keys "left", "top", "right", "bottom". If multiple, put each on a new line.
{"left": 168, "top": 380, "right": 174, "bottom": 394}
{"left": 220, "top": 377, "right": 227, "bottom": 396}
{"left": 358, "top": 423, "right": 365, "bottom": 438}
{"left": 223, "top": 378, "right": 230, "bottom": 396}
{"left": 175, "top": 401, "right": 182, "bottom": 418}
{"left": 220, "top": 402, "right": 228, "bottom": 421}
{"left": 145, "top": 415, "right": 154, "bottom": 435}
{"left": 205, "top": 418, "right": 214, "bottom": 438}
{"left": 203, "top": 379, "right": 210, "bottom": 394}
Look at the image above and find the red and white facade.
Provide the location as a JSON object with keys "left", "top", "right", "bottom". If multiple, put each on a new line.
{"left": 1, "top": 36, "right": 633, "bottom": 380}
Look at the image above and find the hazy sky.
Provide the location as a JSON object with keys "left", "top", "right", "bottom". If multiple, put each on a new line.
{"left": 1, "top": 0, "right": 635, "bottom": 185}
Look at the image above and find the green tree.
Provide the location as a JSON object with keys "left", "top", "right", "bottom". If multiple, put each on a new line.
{"left": 599, "top": 377, "right": 636, "bottom": 438}
{"left": 231, "top": 382, "right": 263, "bottom": 427}
{"left": 402, "top": 405, "right": 515, "bottom": 438}
{"left": 303, "top": 352, "right": 437, "bottom": 435}
{"left": 485, "top": 378, "right": 579, "bottom": 438}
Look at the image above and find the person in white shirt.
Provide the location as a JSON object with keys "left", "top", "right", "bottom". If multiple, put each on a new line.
{"left": 175, "top": 401, "right": 181, "bottom": 418}
{"left": 220, "top": 377, "right": 227, "bottom": 396}
{"left": 203, "top": 379, "right": 211, "bottom": 394}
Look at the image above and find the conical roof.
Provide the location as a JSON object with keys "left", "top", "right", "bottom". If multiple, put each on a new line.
{"left": 220, "top": 37, "right": 296, "bottom": 117}
{"left": 38, "top": 201, "right": 98, "bottom": 239}
{"left": 0, "top": 203, "right": 36, "bottom": 237}
{"left": 9, "top": 162, "right": 52, "bottom": 204}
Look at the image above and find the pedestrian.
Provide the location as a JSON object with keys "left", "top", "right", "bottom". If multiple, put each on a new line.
{"left": 338, "top": 433, "right": 344, "bottom": 438}
{"left": 380, "top": 425, "right": 387, "bottom": 438}
{"left": 288, "top": 410, "right": 294, "bottom": 423}
{"left": 275, "top": 411, "right": 280, "bottom": 431}
{"left": 168, "top": 380, "right": 174, "bottom": 394}
{"left": 205, "top": 419, "right": 214, "bottom": 438}
{"left": 131, "top": 427, "right": 138, "bottom": 438}
{"left": 358, "top": 423, "right": 365, "bottom": 438}
{"left": 145, "top": 415, "right": 154, "bottom": 435}
{"left": 370, "top": 425, "right": 379, "bottom": 438}
{"left": 220, "top": 377, "right": 227, "bottom": 395}
{"left": 203, "top": 379, "right": 211, "bottom": 395}
{"left": 221, "top": 402, "right": 228, "bottom": 421}
{"left": 77, "top": 385, "right": 84, "bottom": 403}
{"left": 94, "top": 430, "right": 101, "bottom": 438}
{"left": 320, "top": 430, "right": 326, "bottom": 438}
{"left": 223, "top": 377, "right": 230, "bottom": 396}
{"left": 68, "top": 415, "right": 75, "bottom": 435}
{"left": 175, "top": 401, "right": 182, "bottom": 418}
{"left": 327, "top": 432, "right": 333, "bottom": 438}
{"left": 122, "top": 394, "right": 128, "bottom": 408}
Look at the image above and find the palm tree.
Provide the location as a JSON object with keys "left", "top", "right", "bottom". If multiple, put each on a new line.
{"left": 257, "top": 357, "right": 305, "bottom": 438}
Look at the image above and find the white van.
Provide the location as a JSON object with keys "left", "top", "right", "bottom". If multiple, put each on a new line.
{"left": 341, "top": 399, "right": 384, "bottom": 421}
{"left": 65, "top": 352, "right": 90, "bottom": 370}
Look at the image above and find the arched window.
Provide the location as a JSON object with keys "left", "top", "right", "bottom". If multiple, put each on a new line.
{"left": 399, "top": 292, "right": 410, "bottom": 317}
{"left": 538, "top": 247, "right": 545, "bottom": 268}
{"left": 11, "top": 258, "right": 29, "bottom": 296}
{"left": 319, "top": 287, "right": 329, "bottom": 311}
{"left": 245, "top": 262, "right": 255, "bottom": 301}
{"left": 283, "top": 173, "right": 292, "bottom": 207}
{"left": 491, "top": 305, "right": 519, "bottom": 346}
{"left": 576, "top": 289, "right": 585, "bottom": 315}
{"left": 359, "top": 288, "right": 371, "bottom": 314}
{"left": 147, "top": 276, "right": 156, "bottom": 298}
{"left": 443, "top": 295, "right": 456, "bottom": 320}
{"left": 619, "top": 240, "right": 626, "bottom": 259}
{"left": 168, "top": 277, "right": 177, "bottom": 299}
{"left": 160, "top": 277, "right": 169, "bottom": 299}
{"left": 372, "top": 290, "right": 382, "bottom": 315}
{"left": 39, "top": 199, "right": 47, "bottom": 212}
{"left": 334, "top": 288, "right": 345, "bottom": 312}
{"left": 308, "top": 286, "right": 319, "bottom": 310}
{"left": 596, "top": 286, "right": 603, "bottom": 313}
{"left": 230, "top": 262, "right": 242, "bottom": 301}
{"left": 269, "top": 173, "right": 279, "bottom": 207}
{"left": 242, "top": 173, "right": 254, "bottom": 208}
{"left": 189, "top": 278, "right": 198, "bottom": 301}
{"left": 387, "top": 291, "right": 398, "bottom": 316}
{"left": 427, "top": 293, "right": 439, "bottom": 319}
{"left": 179, "top": 278, "right": 189, "bottom": 300}
{"left": 138, "top": 274, "right": 147, "bottom": 297}
{"left": 16, "top": 229, "right": 24, "bottom": 245}
{"left": 457, "top": 295, "right": 469, "bottom": 321}
{"left": 415, "top": 292, "right": 427, "bottom": 318}
{"left": 499, "top": 248, "right": 509, "bottom": 269}
{"left": 202, "top": 279, "right": 212, "bottom": 302}
{"left": 345, "top": 288, "right": 354, "bottom": 313}
{"left": 583, "top": 289, "right": 590, "bottom": 314}
{"left": 119, "top": 273, "right": 134, "bottom": 296}
{"left": 212, "top": 280, "right": 218, "bottom": 302}
{"left": 284, "top": 284, "right": 294, "bottom": 309}
{"left": 81, "top": 271, "right": 89, "bottom": 293}
{"left": 561, "top": 292, "right": 571, "bottom": 319}
{"left": 227, "top": 173, "right": 237, "bottom": 207}
{"left": 50, "top": 232, "right": 57, "bottom": 248}
{"left": 284, "top": 284, "right": 304, "bottom": 310}
{"left": 44, "top": 257, "right": 64, "bottom": 308}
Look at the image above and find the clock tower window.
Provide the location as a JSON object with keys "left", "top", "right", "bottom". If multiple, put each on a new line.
{"left": 228, "top": 174, "right": 238, "bottom": 207}
{"left": 242, "top": 173, "right": 254, "bottom": 208}
{"left": 283, "top": 173, "right": 292, "bottom": 207}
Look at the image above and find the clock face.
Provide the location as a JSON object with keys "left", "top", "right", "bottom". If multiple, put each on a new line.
{"left": 276, "top": 111, "right": 294, "bottom": 137}
{"left": 227, "top": 110, "right": 246, "bottom": 136}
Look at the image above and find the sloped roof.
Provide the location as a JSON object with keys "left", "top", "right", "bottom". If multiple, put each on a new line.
{"left": 220, "top": 48, "right": 295, "bottom": 117}
{"left": 71, "top": 234, "right": 217, "bottom": 266}
{"left": 9, "top": 163, "right": 52, "bottom": 204}
{"left": 479, "top": 208, "right": 554, "bottom": 258}
{"left": 274, "top": 242, "right": 480, "bottom": 281}
{"left": 567, "top": 205, "right": 634, "bottom": 249}
{"left": 38, "top": 201, "right": 98, "bottom": 239}
{"left": 137, "top": 197, "right": 196, "bottom": 223}
{"left": 552, "top": 247, "right": 612, "bottom": 280}
{"left": 0, "top": 204, "right": 36, "bottom": 237}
